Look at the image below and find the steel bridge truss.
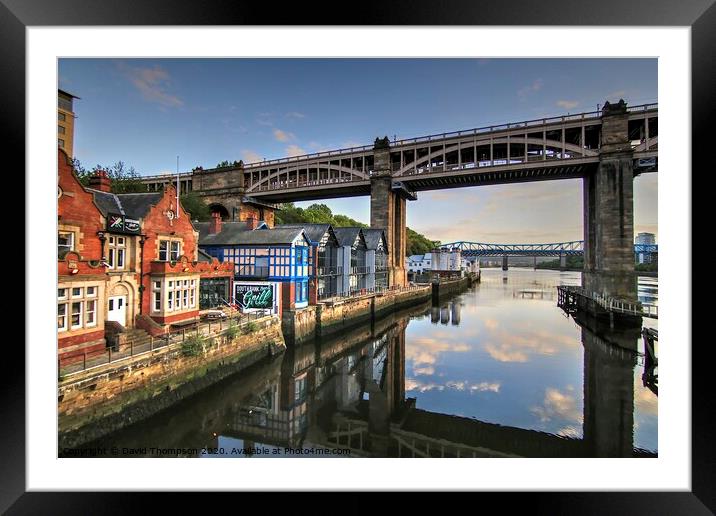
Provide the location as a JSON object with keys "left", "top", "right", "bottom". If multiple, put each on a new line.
{"left": 441, "top": 241, "right": 657, "bottom": 258}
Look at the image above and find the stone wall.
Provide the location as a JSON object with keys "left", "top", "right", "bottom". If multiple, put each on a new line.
{"left": 58, "top": 316, "right": 285, "bottom": 448}
{"left": 281, "top": 305, "right": 317, "bottom": 345}
{"left": 316, "top": 295, "right": 375, "bottom": 337}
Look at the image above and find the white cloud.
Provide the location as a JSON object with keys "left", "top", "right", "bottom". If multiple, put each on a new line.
{"left": 285, "top": 144, "right": 307, "bottom": 157}
{"left": 118, "top": 62, "right": 183, "bottom": 108}
{"left": 242, "top": 149, "right": 262, "bottom": 163}
{"left": 273, "top": 128, "right": 295, "bottom": 142}
{"left": 285, "top": 111, "right": 305, "bottom": 119}
{"left": 517, "top": 78, "right": 543, "bottom": 100}
{"left": 556, "top": 100, "right": 579, "bottom": 110}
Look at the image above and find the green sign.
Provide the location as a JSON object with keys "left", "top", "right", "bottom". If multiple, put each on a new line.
{"left": 235, "top": 284, "right": 274, "bottom": 311}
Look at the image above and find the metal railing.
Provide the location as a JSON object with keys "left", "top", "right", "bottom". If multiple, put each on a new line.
{"left": 557, "top": 285, "right": 658, "bottom": 319}
{"left": 58, "top": 310, "right": 273, "bottom": 377}
{"left": 317, "top": 265, "right": 344, "bottom": 276}
{"left": 318, "top": 283, "right": 428, "bottom": 303}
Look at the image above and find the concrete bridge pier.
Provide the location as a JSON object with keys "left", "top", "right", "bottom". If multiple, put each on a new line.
{"left": 502, "top": 255, "right": 508, "bottom": 271}
{"left": 559, "top": 254, "right": 567, "bottom": 269}
{"left": 583, "top": 100, "right": 638, "bottom": 301}
{"left": 370, "top": 137, "right": 414, "bottom": 288}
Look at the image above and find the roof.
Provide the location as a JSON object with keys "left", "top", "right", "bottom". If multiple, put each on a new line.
{"left": 195, "top": 221, "right": 254, "bottom": 246}
{"left": 58, "top": 88, "right": 80, "bottom": 100}
{"left": 200, "top": 226, "right": 308, "bottom": 246}
{"left": 278, "top": 223, "right": 332, "bottom": 244}
{"left": 198, "top": 249, "right": 214, "bottom": 262}
{"left": 408, "top": 254, "right": 424, "bottom": 262}
{"left": 362, "top": 228, "right": 386, "bottom": 251}
{"left": 332, "top": 227, "right": 362, "bottom": 247}
{"left": 89, "top": 190, "right": 164, "bottom": 220}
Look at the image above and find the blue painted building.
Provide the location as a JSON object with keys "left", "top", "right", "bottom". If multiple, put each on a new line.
{"left": 196, "top": 216, "right": 311, "bottom": 309}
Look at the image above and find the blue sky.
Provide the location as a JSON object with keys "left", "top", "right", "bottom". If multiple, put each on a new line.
{"left": 59, "top": 58, "right": 658, "bottom": 243}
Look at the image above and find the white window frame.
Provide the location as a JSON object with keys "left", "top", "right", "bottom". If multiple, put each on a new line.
{"left": 70, "top": 301, "right": 83, "bottom": 330}
{"left": 58, "top": 231, "right": 74, "bottom": 257}
{"left": 107, "top": 236, "right": 127, "bottom": 271}
{"left": 58, "top": 303, "right": 67, "bottom": 332}
{"left": 86, "top": 299, "right": 97, "bottom": 327}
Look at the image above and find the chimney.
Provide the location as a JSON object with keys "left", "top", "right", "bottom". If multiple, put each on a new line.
{"left": 209, "top": 212, "right": 222, "bottom": 234}
{"left": 246, "top": 217, "right": 258, "bottom": 230}
{"left": 89, "top": 170, "right": 111, "bottom": 192}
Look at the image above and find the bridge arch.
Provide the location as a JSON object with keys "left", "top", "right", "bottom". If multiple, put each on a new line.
{"left": 246, "top": 163, "right": 370, "bottom": 193}
{"left": 208, "top": 203, "right": 230, "bottom": 221}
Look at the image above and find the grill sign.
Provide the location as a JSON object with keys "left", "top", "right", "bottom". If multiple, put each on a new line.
{"left": 107, "top": 213, "right": 141, "bottom": 235}
{"left": 235, "top": 284, "right": 274, "bottom": 311}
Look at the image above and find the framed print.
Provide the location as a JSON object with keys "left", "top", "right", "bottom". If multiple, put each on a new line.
{"left": 6, "top": 0, "right": 710, "bottom": 512}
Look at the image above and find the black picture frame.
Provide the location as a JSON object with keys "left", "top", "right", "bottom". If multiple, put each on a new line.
{"left": 5, "top": 0, "right": 708, "bottom": 512}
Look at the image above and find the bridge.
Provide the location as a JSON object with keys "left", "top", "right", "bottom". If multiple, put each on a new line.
{"left": 141, "top": 100, "right": 658, "bottom": 308}
{"left": 439, "top": 241, "right": 657, "bottom": 270}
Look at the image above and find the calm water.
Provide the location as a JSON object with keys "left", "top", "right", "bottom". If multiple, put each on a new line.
{"left": 74, "top": 269, "right": 657, "bottom": 458}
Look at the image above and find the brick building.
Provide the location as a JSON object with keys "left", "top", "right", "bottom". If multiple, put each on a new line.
{"left": 57, "top": 149, "right": 109, "bottom": 362}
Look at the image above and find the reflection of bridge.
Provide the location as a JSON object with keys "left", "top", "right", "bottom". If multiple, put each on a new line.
{"left": 206, "top": 303, "right": 655, "bottom": 458}
{"left": 140, "top": 101, "right": 657, "bottom": 308}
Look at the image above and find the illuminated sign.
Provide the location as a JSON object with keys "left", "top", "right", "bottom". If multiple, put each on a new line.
{"left": 235, "top": 282, "right": 279, "bottom": 313}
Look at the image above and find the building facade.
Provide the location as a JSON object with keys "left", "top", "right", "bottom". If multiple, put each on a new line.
{"left": 58, "top": 149, "right": 109, "bottom": 363}
{"left": 198, "top": 215, "right": 311, "bottom": 310}
{"left": 58, "top": 89, "right": 78, "bottom": 157}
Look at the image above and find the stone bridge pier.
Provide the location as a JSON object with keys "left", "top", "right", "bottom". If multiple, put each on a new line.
{"left": 370, "top": 137, "right": 415, "bottom": 288}
{"left": 583, "top": 100, "right": 637, "bottom": 301}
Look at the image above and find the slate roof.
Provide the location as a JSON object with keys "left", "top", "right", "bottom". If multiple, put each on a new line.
{"left": 362, "top": 228, "right": 386, "bottom": 251}
{"left": 195, "top": 221, "right": 254, "bottom": 246}
{"left": 88, "top": 189, "right": 164, "bottom": 220}
{"left": 333, "top": 227, "right": 363, "bottom": 248}
{"left": 278, "top": 223, "right": 331, "bottom": 245}
{"left": 199, "top": 225, "right": 307, "bottom": 246}
{"left": 198, "top": 249, "right": 214, "bottom": 262}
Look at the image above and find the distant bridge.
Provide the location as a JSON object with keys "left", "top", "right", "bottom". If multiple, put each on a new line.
{"left": 440, "top": 241, "right": 657, "bottom": 258}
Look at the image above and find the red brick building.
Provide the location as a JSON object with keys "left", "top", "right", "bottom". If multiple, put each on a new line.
{"left": 58, "top": 151, "right": 236, "bottom": 365}
{"left": 57, "top": 149, "right": 109, "bottom": 362}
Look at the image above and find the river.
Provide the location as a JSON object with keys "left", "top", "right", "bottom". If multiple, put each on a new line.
{"left": 77, "top": 268, "right": 657, "bottom": 458}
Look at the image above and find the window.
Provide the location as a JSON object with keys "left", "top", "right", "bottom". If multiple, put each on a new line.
{"left": 71, "top": 302, "right": 83, "bottom": 329}
{"left": 58, "top": 231, "right": 74, "bottom": 258}
{"left": 159, "top": 241, "right": 168, "bottom": 261}
{"left": 58, "top": 112, "right": 66, "bottom": 122}
{"left": 86, "top": 300, "right": 96, "bottom": 327}
{"left": 58, "top": 138, "right": 65, "bottom": 148}
{"left": 107, "top": 236, "right": 127, "bottom": 270}
{"left": 57, "top": 304, "right": 67, "bottom": 331}
{"left": 159, "top": 239, "right": 181, "bottom": 261}
{"left": 154, "top": 277, "right": 198, "bottom": 313}
{"left": 58, "top": 125, "right": 66, "bottom": 135}
{"left": 154, "top": 291, "right": 161, "bottom": 311}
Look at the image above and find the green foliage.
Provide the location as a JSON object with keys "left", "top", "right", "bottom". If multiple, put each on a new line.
{"left": 216, "top": 160, "right": 231, "bottom": 168}
{"left": 243, "top": 321, "right": 258, "bottom": 334}
{"left": 406, "top": 227, "right": 440, "bottom": 257}
{"left": 224, "top": 324, "right": 240, "bottom": 340}
{"left": 180, "top": 192, "right": 211, "bottom": 222}
{"left": 635, "top": 261, "right": 658, "bottom": 272}
{"left": 181, "top": 334, "right": 205, "bottom": 356}
{"left": 275, "top": 202, "right": 437, "bottom": 257}
{"left": 71, "top": 158, "right": 148, "bottom": 193}
{"left": 535, "top": 255, "right": 584, "bottom": 269}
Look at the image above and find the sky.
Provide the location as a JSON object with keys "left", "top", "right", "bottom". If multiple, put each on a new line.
{"left": 59, "top": 58, "right": 658, "bottom": 243}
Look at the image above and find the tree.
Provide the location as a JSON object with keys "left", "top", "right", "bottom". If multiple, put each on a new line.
{"left": 71, "top": 158, "right": 147, "bottom": 193}
{"left": 406, "top": 227, "right": 439, "bottom": 256}
{"left": 180, "top": 192, "right": 211, "bottom": 221}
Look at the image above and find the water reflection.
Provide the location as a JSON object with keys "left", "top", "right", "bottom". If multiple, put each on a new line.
{"left": 78, "top": 269, "right": 657, "bottom": 458}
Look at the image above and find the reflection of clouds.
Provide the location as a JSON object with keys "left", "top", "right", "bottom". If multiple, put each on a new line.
{"left": 557, "top": 425, "right": 582, "bottom": 438}
{"left": 485, "top": 333, "right": 558, "bottom": 363}
{"left": 483, "top": 324, "right": 579, "bottom": 363}
{"left": 405, "top": 378, "right": 445, "bottom": 392}
{"left": 531, "top": 387, "right": 583, "bottom": 426}
{"left": 484, "top": 319, "right": 499, "bottom": 331}
{"left": 407, "top": 378, "right": 501, "bottom": 394}
{"left": 405, "top": 337, "right": 472, "bottom": 376}
{"left": 634, "top": 375, "right": 658, "bottom": 416}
